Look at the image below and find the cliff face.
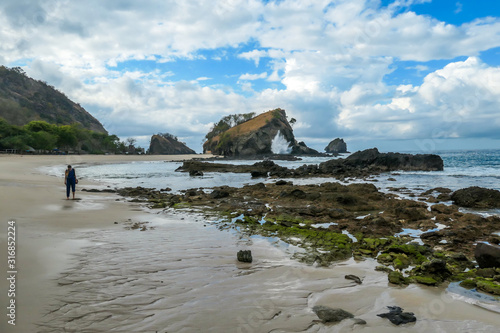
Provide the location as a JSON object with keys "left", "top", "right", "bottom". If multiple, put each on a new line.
{"left": 203, "top": 108, "right": 318, "bottom": 157}
{"left": 149, "top": 134, "right": 196, "bottom": 154}
{"left": 0, "top": 66, "right": 107, "bottom": 133}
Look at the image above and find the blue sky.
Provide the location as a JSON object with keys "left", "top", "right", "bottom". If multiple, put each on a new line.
{"left": 1, "top": 0, "right": 500, "bottom": 153}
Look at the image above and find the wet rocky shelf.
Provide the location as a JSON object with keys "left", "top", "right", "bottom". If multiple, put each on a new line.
{"left": 112, "top": 178, "right": 500, "bottom": 297}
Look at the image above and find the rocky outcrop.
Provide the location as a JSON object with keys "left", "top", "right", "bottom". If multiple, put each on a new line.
{"left": 177, "top": 148, "right": 444, "bottom": 178}
{"left": 149, "top": 134, "right": 196, "bottom": 155}
{"left": 325, "top": 138, "right": 347, "bottom": 154}
{"left": 451, "top": 186, "right": 500, "bottom": 208}
{"left": 203, "top": 109, "right": 318, "bottom": 157}
{"left": 475, "top": 243, "right": 500, "bottom": 268}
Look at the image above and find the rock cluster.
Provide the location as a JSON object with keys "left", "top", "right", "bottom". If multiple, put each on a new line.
{"left": 177, "top": 148, "right": 444, "bottom": 178}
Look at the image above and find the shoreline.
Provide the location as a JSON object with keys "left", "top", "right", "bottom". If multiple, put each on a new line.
{"left": 0, "top": 154, "right": 209, "bottom": 333}
{"left": 1, "top": 154, "right": 499, "bottom": 332}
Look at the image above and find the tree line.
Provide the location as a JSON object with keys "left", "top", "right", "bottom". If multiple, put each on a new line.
{"left": 0, "top": 118, "right": 138, "bottom": 154}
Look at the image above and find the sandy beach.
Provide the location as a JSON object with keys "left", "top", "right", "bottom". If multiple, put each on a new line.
{"left": 0, "top": 154, "right": 206, "bottom": 333}
{"left": 1, "top": 154, "right": 499, "bottom": 333}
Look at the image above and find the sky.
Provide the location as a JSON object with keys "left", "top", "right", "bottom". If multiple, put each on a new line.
{"left": 1, "top": 0, "right": 500, "bottom": 153}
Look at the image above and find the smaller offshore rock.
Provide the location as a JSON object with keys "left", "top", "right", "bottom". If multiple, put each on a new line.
{"left": 325, "top": 138, "right": 347, "bottom": 154}
{"left": 237, "top": 250, "right": 253, "bottom": 263}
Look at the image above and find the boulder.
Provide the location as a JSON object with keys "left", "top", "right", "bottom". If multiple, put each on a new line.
{"left": 474, "top": 242, "right": 500, "bottom": 268}
{"left": 149, "top": 134, "right": 196, "bottom": 155}
{"left": 237, "top": 250, "right": 253, "bottom": 263}
{"left": 312, "top": 305, "right": 354, "bottom": 323}
{"left": 325, "top": 138, "right": 347, "bottom": 154}
{"left": 377, "top": 306, "right": 416, "bottom": 325}
{"left": 344, "top": 148, "right": 443, "bottom": 171}
{"left": 451, "top": 186, "right": 500, "bottom": 208}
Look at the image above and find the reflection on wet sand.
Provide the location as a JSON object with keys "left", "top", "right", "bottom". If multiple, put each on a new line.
{"left": 36, "top": 211, "right": 500, "bottom": 333}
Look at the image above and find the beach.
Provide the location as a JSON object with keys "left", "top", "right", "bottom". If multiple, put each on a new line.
{"left": 0, "top": 154, "right": 205, "bottom": 332}
{"left": 1, "top": 154, "right": 499, "bottom": 332}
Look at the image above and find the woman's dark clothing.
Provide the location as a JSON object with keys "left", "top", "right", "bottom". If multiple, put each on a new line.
{"left": 66, "top": 169, "right": 76, "bottom": 198}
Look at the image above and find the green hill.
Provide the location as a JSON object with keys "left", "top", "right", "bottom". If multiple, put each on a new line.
{"left": 0, "top": 66, "right": 106, "bottom": 133}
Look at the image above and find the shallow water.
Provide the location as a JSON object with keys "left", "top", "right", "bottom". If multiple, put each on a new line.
{"left": 37, "top": 210, "right": 500, "bottom": 332}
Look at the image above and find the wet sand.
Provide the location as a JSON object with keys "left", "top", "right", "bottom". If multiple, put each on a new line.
{"left": 0, "top": 154, "right": 499, "bottom": 332}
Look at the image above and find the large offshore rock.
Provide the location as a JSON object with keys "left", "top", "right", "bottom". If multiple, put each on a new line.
{"left": 203, "top": 108, "right": 318, "bottom": 157}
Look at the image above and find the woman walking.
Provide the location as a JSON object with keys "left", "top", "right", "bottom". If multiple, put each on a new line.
{"left": 64, "top": 165, "right": 78, "bottom": 200}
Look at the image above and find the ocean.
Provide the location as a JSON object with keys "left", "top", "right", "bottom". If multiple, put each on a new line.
{"left": 38, "top": 149, "right": 500, "bottom": 332}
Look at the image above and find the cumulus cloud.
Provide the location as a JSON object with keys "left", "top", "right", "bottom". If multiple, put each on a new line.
{"left": 1, "top": 0, "right": 500, "bottom": 151}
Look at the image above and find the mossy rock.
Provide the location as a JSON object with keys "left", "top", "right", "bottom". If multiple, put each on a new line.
{"left": 476, "top": 279, "right": 500, "bottom": 295}
{"left": 459, "top": 279, "right": 477, "bottom": 289}
{"left": 388, "top": 271, "right": 408, "bottom": 285}
{"left": 393, "top": 254, "right": 411, "bottom": 270}
{"left": 413, "top": 275, "right": 439, "bottom": 286}
{"left": 375, "top": 265, "right": 392, "bottom": 273}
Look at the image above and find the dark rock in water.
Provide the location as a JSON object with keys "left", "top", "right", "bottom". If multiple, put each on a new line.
{"left": 149, "top": 133, "right": 196, "bottom": 155}
{"left": 475, "top": 242, "right": 500, "bottom": 268}
{"left": 275, "top": 180, "right": 289, "bottom": 185}
{"left": 451, "top": 186, "right": 500, "bottom": 209}
{"left": 345, "top": 274, "right": 362, "bottom": 284}
{"left": 210, "top": 189, "right": 229, "bottom": 199}
{"left": 189, "top": 170, "right": 204, "bottom": 177}
{"left": 251, "top": 170, "right": 268, "bottom": 178}
{"left": 344, "top": 148, "right": 443, "bottom": 171}
{"left": 237, "top": 250, "right": 252, "bottom": 263}
{"left": 312, "top": 305, "right": 354, "bottom": 323}
{"left": 377, "top": 306, "right": 416, "bottom": 325}
{"left": 325, "top": 138, "right": 347, "bottom": 154}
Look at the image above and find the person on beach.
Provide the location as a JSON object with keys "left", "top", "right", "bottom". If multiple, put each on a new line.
{"left": 64, "top": 165, "right": 78, "bottom": 200}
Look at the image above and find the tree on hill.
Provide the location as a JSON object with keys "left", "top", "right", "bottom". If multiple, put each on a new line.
{"left": 205, "top": 112, "right": 256, "bottom": 141}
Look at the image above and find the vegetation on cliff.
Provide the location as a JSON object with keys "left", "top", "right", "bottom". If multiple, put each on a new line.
{"left": 0, "top": 66, "right": 106, "bottom": 133}
{"left": 0, "top": 118, "right": 131, "bottom": 154}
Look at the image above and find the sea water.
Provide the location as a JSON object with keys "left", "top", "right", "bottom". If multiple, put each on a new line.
{"left": 46, "top": 149, "right": 500, "bottom": 194}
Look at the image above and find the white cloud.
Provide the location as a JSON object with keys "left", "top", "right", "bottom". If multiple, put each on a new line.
{"left": 239, "top": 72, "right": 268, "bottom": 80}
{"left": 1, "top": 0, "right": 500, "bottom": 152}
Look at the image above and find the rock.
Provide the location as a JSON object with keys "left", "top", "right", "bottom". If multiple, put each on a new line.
{"left": 451, "top": 186, "right": 500, "bottom": 208}
{"left": 149, "top": 133, "right": 196, "bottom": 154}
{"left": 275, "top": 180, "right": 289, "bottom": 185}
{"left": 312, "top": 305, "right": 354, "bottom": 323}
{"left": 189, "top": 170, "right": 204, "bottom": 177}
{"left": 251, "top": 170, "right": 268, "bottom": 178}
{"left": 209, "top": 189, "right": 229, "bottom": 199}
{"left": 377, "top": 306, "right": 416, "bottom": 325}
{"left": 344, "top": 148, "right": 443, "bottom": 171}
{"left": 203, "top": 108, "right": 319, "bottom": 157}
{"left": 345, "top": 274, "right": 362, "bottom": 284}
{"left": 474, "top": 242, "right": 500, "bottom": 268}
{"left": 351, "top": 318, "right": 367, "bottom": 325}
{"left": 388, "top": 271, "right": 407, "bottom": 285}
{"left": 324, "top": 138, "right": 347, "bottom": 154}
{"left": 237, "top": 250, "right": 253, "bottom": 263}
